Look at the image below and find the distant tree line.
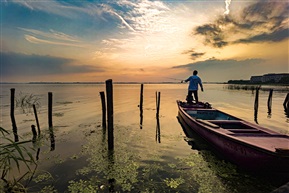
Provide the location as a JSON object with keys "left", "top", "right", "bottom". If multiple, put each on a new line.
{"left": 227, "top": 80, "right": 251, "bottom": 84}
{"left": 228, "top": 77, "right": 289, "bottom": 85}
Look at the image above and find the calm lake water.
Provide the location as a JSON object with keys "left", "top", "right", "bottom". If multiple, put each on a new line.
{"left": 1, "top": 83, "right": 289, "bottom": 193}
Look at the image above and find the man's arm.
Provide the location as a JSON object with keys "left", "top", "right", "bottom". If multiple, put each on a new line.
{"left": 181, "top": 77, "right": 190, "bottom": 83}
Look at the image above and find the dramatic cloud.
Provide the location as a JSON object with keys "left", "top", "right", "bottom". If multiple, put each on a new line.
{"left": 1, "top": 52, "right": 103, "bottom": 77}
{"left": 194, "top": 0, "right": 289, "bottom": 48}
{"left": 172, "top": 58, "right": 267, "bottom": 81}
{"left": 173, "top": 58, "right": 264, "bottom": 70}
{"left": 182, "top": 49, "right": 205, "bottom": 60}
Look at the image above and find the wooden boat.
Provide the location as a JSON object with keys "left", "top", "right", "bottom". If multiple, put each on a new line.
{"left": 177, "top": 100, "right": 289, "bottom": 172}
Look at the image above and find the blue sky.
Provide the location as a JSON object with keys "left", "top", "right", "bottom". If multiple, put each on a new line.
{"left": 1, "top": 0, "right": 288, "bottom": 82}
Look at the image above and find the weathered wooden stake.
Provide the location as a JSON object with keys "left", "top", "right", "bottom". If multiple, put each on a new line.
{"left": 106, "top": 79, "right": 114, "bottom": 151}
{"left": 254, "top": 86, "right": 260, "bottom": 124}
{"left": 33, "top": 104, "right": 41, "bottom": 136}
{"left": 283, "top": 93, "right": 289, "bottom": 115}
{"left": 156, "top": 92, "right": 161, "bottom": 118}
{"left": 140, "top": 84, "right": 143, "bottom": 110}
{"left": 48, "top": 92, "right": 53, "bottom": 129}
{"left": 267, "top": 89, "right": 273, "bottom": 115}
{"left": 10, "top": 88, "right": 19, "bottom": 142}
{"left": 139, "top": 84, "right": 144, "bottom": 129}
{"left": 48, "top": 92, "right": 55, "bottom": 151}
{"left": 155, "top": 91, "right": 161, "bottom": 142}
{"left": 100, "top": 91, "right": 107, "bottom": 129}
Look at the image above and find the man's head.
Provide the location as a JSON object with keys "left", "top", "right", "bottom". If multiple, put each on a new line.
{"left": 193, "top": 70, "right": 198, "bottom": 75}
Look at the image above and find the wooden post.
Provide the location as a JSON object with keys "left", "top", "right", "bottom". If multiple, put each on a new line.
{"left": 48, "top": 92, "right": 53, "bottom": 129}
{"left": 267, "top": 89, "right": 273, "bottom": 115}
{"left": 10, "top": 88, "right": 19, "bottom": 142}
{"left": 33, "top": 104, "right": 41, "bottom": 136}
{"left": 156, "top": 91, "right": 161, "bottom": 142}
{"left": 100, "top": 91, "right": 106, "bottom": 129}
{"left": 254, "top": 86, "right": 260, "bottom": 124}
{"left": 156, "top": 92, "right": 161, "bottom": 118}
{"left": 48, "top": 92, "right": 55, "bottom": 151}
{"left": 283, "top": 93, "right": 289, "bottom": 115}
{"left": 106, "top": 79, "right": 114, "bottom": 151}
{"left": 139, "top": 84, "right": 143, "bottom": 129}
{"left": 140, "top": 84, "right": 143, "bottom": 110}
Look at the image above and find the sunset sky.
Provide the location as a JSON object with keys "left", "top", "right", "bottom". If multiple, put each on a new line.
{"left": 1, "top": 0, "right": 288, "bottom": 83}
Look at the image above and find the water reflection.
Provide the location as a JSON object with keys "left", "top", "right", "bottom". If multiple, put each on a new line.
{"left": 49, "top": 127, "right": 55, "bottom": 151}
{"left": 36, "top": 148, "right": 40, "bottom": 161}
{"left": 140, "top": 107, "right": 143, "bottom": 129}
{"left": 177, "top": 115, "right": 208, "bottom": 151}
{"left": 107, "top": 150, "right": 115, "bottom": 193}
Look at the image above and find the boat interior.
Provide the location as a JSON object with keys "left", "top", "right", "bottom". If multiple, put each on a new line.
{"left": 186, "top": 109, "right": 238, "bottom": 121}
{"left": 185, "top": 109, "right": 272, "bottom": 135}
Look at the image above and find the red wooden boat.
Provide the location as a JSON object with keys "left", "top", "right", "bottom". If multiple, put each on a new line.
{"left": 177, "top": 100, "right": 289, "bottom": 172}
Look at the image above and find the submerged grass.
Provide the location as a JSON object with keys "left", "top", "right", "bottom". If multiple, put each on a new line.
{"left": 28, "top": 124, "right": 274, "bottom": 193}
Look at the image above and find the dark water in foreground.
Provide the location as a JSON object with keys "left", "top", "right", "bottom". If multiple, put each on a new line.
{"left": 1, "top": 83, "right": 289, "bottom": 192}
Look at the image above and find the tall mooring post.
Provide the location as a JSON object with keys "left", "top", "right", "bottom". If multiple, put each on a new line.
{"left": 48, "top": 92, "right": 55, "bottom": 151}
{"left": 106, "top": 79, "right": 114, "bottom": 151}
{"left": 283, "top": 93, "right": 289, "bottom": 115}
{"left": 10, "top": 88, "right": 19, "bottom": 142}
{"left": 139, "top": 84, "right": 144, "bottom": 129}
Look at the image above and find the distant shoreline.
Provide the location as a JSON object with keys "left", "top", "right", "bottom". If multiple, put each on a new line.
{"left": 0, "top": 81, "right": 226, "bottom": 85}
{"left": 0, "top": 81, "right": 288, "bottom": 86}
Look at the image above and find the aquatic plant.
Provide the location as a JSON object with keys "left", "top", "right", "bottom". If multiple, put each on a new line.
{"left": 53, "top": 112, "right": 64, "bottom": 117}
{"left": 15, "top": 92, "right": 41, "bottom": 114}
{"left": 226, "top": 84, "right": 256, "bottom": 91}
{"left": 0, "top": 127, "right": 37, "bottom": 192}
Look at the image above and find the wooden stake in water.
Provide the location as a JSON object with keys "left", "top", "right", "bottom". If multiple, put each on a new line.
{"left": 156, "top": 92, "right": 161, "bottom": 118}
{"left": 48, "top": 92, "right": 53, "bottom": 129}
{"left": 100, "top": 91, "right": 106, "bottom": 129}
{"left": 156, "top": 91, "right": 161, "bottom": 143}
{"left": 283, "top": 93, "right": 289, "bottom": 115}
{"left": 48, "top": 92, "right": 55, "bottom": 151}
{"left": 10, "top": 88, "right": 19, "bottom": 142}
{"left": 267, "top": 89, "right": 273, "bottom": 116}
{"left": 140, "top": 84, "right": 143, "bottom": 110}
{"left": 254, "top": 86, "right": 260, "bottom": 124}
{"left": 139, "top": 84, "right": 144, "bottom": 129}
{"left": 33, "top": 104, "right": 41, "bottom": 136}
{"left": 106, "top": 79, "right": 114, "bottom": 151}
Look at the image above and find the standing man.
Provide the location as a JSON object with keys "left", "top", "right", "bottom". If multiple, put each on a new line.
{"left": 182, "top": 70, "right": 204, "bottom": 104}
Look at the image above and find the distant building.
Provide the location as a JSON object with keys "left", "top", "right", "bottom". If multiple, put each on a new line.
{"left": 250, "top": 76, "right": 262, "bottom": 83}
{"left": 250, "top": 73, "right": 289, "bottom": 83}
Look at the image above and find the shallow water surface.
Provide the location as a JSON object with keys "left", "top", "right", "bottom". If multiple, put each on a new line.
{"left": 1, "top": 83, "right": 289, "bottom": 192}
